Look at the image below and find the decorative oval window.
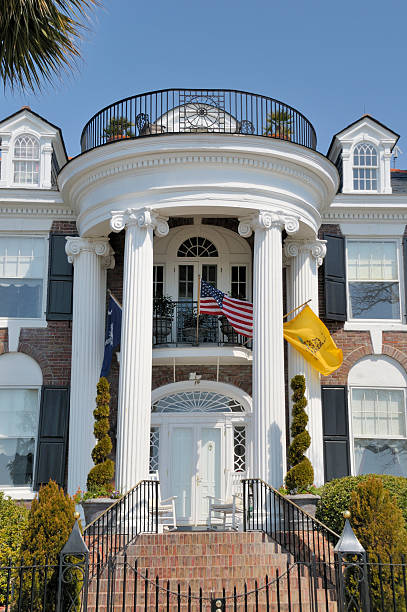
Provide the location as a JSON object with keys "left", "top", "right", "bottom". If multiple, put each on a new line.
{"left": 177, "top": 237, "right": 218, "bottom": 258}
{"left": 152, "top": 391, "right": 245, "bottom": 413}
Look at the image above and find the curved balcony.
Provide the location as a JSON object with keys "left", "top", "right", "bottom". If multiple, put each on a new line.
{"left": 80, "top": 88, "right": 317, "bottom": 153}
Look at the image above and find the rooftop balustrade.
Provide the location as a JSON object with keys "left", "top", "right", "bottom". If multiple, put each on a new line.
{"left": 80, "top": 88, "right": 316, "bottom": 153}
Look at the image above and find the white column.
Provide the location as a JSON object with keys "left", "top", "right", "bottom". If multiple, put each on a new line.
{"left": 239, "top": 211, "right": 299, "bottom": 488}
{"left": 110, "top": 207, "right": 169, "bottom": 492}
{"left": 65, "top": 237, "right": 114, "bottom": 495}
{"left": 284, "top": 238, "right": 327, "bottom": 486}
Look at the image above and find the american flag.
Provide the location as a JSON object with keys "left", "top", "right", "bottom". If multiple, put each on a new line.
{"left": 199, "top": 279, "right": 253, "bottom": 337}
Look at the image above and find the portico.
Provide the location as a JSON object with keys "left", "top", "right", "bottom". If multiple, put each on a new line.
{"left": 58, "top": 89, "right": 338, "bottom": 505}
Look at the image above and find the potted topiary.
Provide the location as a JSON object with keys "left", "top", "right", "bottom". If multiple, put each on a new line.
{"left": 282, "top": 374, "right": 320, "bottom": 518}
{"left": 103, "top": 116, "right": 134, "bottom": 142}
{"left": 264, "top": 110, "right": 293, "bottom": 140}
{"left": 153, "top": 295, "right": 175, "bottom": 343}
{"left": 81, "top": 377, "right": 118, "bottom": 526}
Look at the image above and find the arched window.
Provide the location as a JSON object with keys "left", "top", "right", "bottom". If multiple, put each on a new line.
{"left": 13, "top": 135, "right": 40, "bottom": 185}
{"left": 152, "top": 390, "right": 245, "bottom": 413}
{"left": 349, "top": 356, "right": 407, "bottom": 477}
{"left": 177, "top": 237, "right": 218, "bottom": 257}
{"left": 353, "top": 143, "right": 378, "bottom": 190}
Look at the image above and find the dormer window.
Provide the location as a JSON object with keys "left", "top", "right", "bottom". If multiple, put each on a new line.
{"left": 353, "top": 143, "right": 378, "bottom": 190}
{"left": 13, "top": 135, "right": 40, "bottom": 185}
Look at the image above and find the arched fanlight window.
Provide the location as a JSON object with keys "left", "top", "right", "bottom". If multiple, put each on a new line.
{"left": 152, "top": 391, "right": 245, "bottom": 413}
{"left": 353, "top": 143, "right": 378, "bottom": 190}
{"left": 177, "top": 236, "right": 218, "bottom": 257}
{"left": 13, "top": 135, "right": 40, "bottom": 185}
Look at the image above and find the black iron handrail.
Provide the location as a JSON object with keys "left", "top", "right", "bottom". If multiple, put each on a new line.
{"left": 83, "top": 479, "right": 158, "bottom": 574}
{"left": 153, "top": 299, "right": 252, "bottom": 348}
{"left": 80, "top": 88, "right": 317, "bottom": 153}
{"left": 243, "top": 478, "right": 339, "bottom": 567}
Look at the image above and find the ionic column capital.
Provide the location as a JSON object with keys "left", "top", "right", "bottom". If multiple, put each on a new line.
{"left": 238, "top": 211, "right": 299, "bottom": 238}
{"left": 284, "top": 238, "right": 327, "bottom": 267}
{"left": 65, "top": 237, "right": 115, "bottom": 269}
{"left": 110, "top": 207, "right": 169, "bottom": 237}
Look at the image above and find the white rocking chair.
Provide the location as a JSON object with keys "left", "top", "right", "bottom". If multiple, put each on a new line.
{"left": 207, "top": 470, "right": 246, "bottom": 531}
{"left": 150, "top": 472, "right": 177, "bottom": 531}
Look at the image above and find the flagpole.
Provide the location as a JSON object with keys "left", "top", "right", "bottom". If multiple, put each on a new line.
{"left": 283, "top": 299, "right": 311, "bottom": 320}
{"left": 196, "top": 275, "right": 201, "bottom": 345}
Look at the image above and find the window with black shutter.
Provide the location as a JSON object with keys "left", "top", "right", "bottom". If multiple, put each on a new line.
{"left": 323, "top": 234, "right": 347, "bottom": 320}
{"left": 322, "top": 385, "right": 351, "bottom": 482}
{"left": 46, "top": 234, "right": 73, "bottom": 320}
{"left": 34, "top": 386, "right": 69, "bottom": 490}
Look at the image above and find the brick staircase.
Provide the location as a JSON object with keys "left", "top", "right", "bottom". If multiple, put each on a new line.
{"left": 88, "top": 531, "right": 337, "bottom": 610}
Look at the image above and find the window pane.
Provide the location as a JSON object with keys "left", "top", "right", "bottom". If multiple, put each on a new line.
{"left": 231, "top": 265, "right": 247, "bottom": 299}
{"left": 0, "top": 237, "right": 45, "bottom": 279}
{"left": 352, "top": 388, "right": 405, "bottom": 436}
{"left": 153, "top": 265, "right": 164, "bottom": 298}
{"left": 0, "top": 438, "right": 35, "bottom": 486}
{"left": 149, "top": 427, "right": 159, "bottom": 473}
{"left": 0, "top": 389, "right": 39, "bottom": 436}
{"left": 13, "top": 160, "right": 39, "bottom": 185}
{"left": 354, "top": 439, "right": 407, "bottom": 477}
{"left": 0, "top": 280, "right": 43, "bottom": 317}
{"left": 348, "top": 241, "right": 397, "bottom": 281}
{"left": 349, "top": 282, "right": 400, "bottom": 319}
{"left": 202, "top": 265, "right": 217, "bottom": 287}
{"left": 178, "top": 265, "right": 193, "bottom": 300}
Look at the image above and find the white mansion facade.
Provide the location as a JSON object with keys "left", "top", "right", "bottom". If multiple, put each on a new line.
{"left": 1, "top": 91, "right": 407, "bottom": 526}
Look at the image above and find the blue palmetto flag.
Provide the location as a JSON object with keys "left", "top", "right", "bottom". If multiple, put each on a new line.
{"left": 100, "top": 294, "right": 122, "bottom": 377}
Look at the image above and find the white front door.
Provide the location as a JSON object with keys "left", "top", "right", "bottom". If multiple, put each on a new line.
{"left": 168, "top": 423, "right": 223, "bottom": 524}
{"left": 197, "top": 427, "right": 222, "bottom": 523}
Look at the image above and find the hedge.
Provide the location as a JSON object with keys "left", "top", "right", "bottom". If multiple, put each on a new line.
{"left": 316, "top": 474, "right": 407, "bottom": 535}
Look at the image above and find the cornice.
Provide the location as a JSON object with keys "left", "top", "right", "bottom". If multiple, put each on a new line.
{"left": 0, "top": 205, "right": 75, "bottom": 219}
{"left": 322, "top": 209, "right": 407, "bottom": 222}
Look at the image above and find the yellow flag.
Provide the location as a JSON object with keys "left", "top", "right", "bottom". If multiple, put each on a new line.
{"left": 283, "top": 305, "right": 343, "bottom": 376}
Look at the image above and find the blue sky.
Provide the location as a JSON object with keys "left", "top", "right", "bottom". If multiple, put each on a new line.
{"left": 2, "top": 0, "right": 407, "bottom": 161}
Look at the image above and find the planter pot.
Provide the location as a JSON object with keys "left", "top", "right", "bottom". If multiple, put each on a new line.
{"left": 153, "top": 316, "right": 172, "bottom": 343}
{"left": 183, "top": 326, "right": 209, "bottom": 343}
{"left": 82, "top": 498, "right": 114, "bottom": 528}
{"left": 220, "top": 318, "right": 237, "bottom": 343}
{"left": 285, "top": 494, "right": 321, "bottom": 523}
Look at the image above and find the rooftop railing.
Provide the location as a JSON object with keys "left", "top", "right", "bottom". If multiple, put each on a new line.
{"left": 80, "top": 89, "right": 317, "bottom": 153}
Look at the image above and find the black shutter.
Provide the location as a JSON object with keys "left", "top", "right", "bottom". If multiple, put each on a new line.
{"left": 46, "top": 235, "right": 73, "bottom": 320}
{"left": 323, "top": 233, "right": 347, "bottom": 320}
{"left": 403, "top": 237, "right": 407, "bottom": 321}
{"left": 322, "top": 385, "right": 351, "bottom": 482}
{"left": 34, "top": 387, "right": 70, "bottom": 490}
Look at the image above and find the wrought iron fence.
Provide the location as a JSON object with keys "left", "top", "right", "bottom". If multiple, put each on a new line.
{"left": 80, "top": 88, "right": 317, "bottom": 153}
{"left": 243, "top": 478, "right": 340, "bottom": 567}
{"left": 3, "top": 553, "right": 407, "bottom": 610}
{"left": 153, "top": 300, "right": 252, "bottom": 348}
{"left": 83, "top": 479, "right": 158, "bottom": 574}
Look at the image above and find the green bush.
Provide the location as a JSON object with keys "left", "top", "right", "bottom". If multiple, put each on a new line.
{"left": 87, "top": 377, "right": 114, "bottom": 493}
{"left": 14, "top": 480, "right": 79, "bottom": 611}
{"left": 0, "top": 493, "right": 28, "bottom": 604}
{"left": 316, "top": 474, "right": 407, "bottom": 535}
{"left": 285, "top": 374, "right": 314, "bottom": 493}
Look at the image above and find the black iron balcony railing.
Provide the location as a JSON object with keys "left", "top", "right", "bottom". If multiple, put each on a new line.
{"left": 153, "top": 300, "right": 252, "bottom": 348}
{"left": 80, "top": 88, "right": 316, "bottom": 153}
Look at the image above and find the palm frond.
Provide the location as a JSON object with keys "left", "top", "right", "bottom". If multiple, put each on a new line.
{"left": 0, "top": 0, "right": 100, "bottom": 92}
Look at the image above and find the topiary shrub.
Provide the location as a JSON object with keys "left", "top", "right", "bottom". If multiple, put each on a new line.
{"left": 350, "top": 476, "right": 407, "bottom": 609}
{"left": 0, "top": 493, "right": 28, "bottom": 604}
{"left": 86, "top": 377, "right": 114, "bottom": 494}
{"left": 14, "top": 480, "right": 79, "bottom": 610}
{"left": 316, "top": 474, "right": 407, "bottom": 535}
{"left": 284, "top": 374, "right": 314, "bottom": 493}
